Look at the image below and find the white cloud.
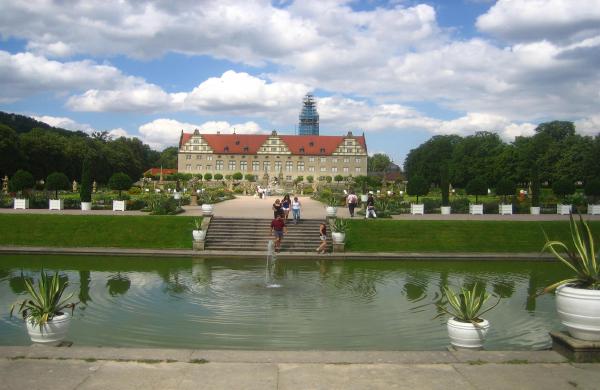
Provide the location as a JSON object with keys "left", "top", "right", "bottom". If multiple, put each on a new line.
{"left": 476, "top": 0, "right": 600, "bottom": 43}
{"left": 436, "top": 113, "right": 536, "bottom": 140}
{"left": 575, "top": 115, "right": 600, "bottom": 136}
{"left": 33, "top": 115, "right": 94, "bottom": 132}
{"left": 137, "top": 118, "right": 265, "bottom": 150}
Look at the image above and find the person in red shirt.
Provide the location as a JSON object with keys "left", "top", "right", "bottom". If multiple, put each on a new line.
{"left": 270, "top": 214, "right": 287, "bottom": 252}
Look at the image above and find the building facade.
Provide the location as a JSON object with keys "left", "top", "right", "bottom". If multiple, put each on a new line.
{"left": 298, "top": 94, "right": 319, "bottom": 135}
{"left": 178, "top": 130, "right": 368, "bottom": 181}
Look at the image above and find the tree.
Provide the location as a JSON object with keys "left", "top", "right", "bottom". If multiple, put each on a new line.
{"left": 367, "top": 153, "right": 391, "bottom": 173}
{"left": 404, "top": 135, "right": 460, "bottom": 186}
{"left": 232, "top": 172, "right": 243, "bottom": 181}
{"left": 584, "top": 178, "right": 600, "bottom": 203}
{"left": 495, "top": 178, "right": 516, "bottom": 204}
{"left": 46, "top": 172, "right": 70, "bottom": 199}
{"left": 552, "top": 178, "right": 575, "bottom": 202}
{"left": 307, "top": 175, "right": 314, "bottom": 183}
{"left": 204, "top": 173, "right": 212, "bottom": 181}
{"left": 440, "top": 163, "right": 450, "bottom": 207}
{"left": 214, "top": 173, "right": 223, "bottom": 180}
{"left": 466, "top": 177, "right": 488, "bottom": 203}
{"left": 450, "top": 132, "right": 506, "bottom": 188}
{"left": 0, "top": 124, "right": 23, "bottom": 177}
{"left": 80, "top": 157, "right": 92, "bottom": 202}
{"left": 108, "top": 172, "right": 132, "bottom": 199}
{"left": 244, "top": 174, "right": 255, "bottom": 182}
{"left": 157, "top": 147, "right": 178, "bottom": 169}
{"left": 334, "top": 174, "right": 344, "bottom": 183}
{"left": 9, "top": 169, "right": 34, "bottom": 195}
{"left": 406, "top": 175, "right": 429, "bottom": 203}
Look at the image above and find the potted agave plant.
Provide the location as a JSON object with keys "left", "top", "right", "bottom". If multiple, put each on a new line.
{"left": 542, "top": 214, "right": 600, "bottom": 340}
{"left": 326, "top": 196, "right": 338, "bottom": 217}
{"left": 436, "top": 283, "right": 500, "bottom": 349}
{"left": 10, "top": 271, "right": 78, "bottom": 344}
{"left": 192, "top": 217, "right": 205, "bottom": 242}
{"left": 330, "top": 218, "right": 348, "bottom": 244}
{"left": 201, "top": 193, "right": 215, "bottom": 216}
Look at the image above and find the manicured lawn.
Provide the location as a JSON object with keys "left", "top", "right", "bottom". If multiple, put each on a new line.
{"left": 0, "top": 215, "right": 198, "bottom": 249}
{"left": 345, "top": 219, "right": 600, "bottom": 253}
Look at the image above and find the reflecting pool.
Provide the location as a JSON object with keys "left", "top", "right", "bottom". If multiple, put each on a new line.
{"left": 0, "top": 255, "right": 568, "bottom": 350}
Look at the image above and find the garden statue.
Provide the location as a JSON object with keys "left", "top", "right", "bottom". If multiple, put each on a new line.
{"left": 2, "top": 175, "right": 7, "bottom": 194}
{"left": 72, "top": 180, "right": 78, "bottom": 192}
{"left": 92, "top": 180, "right": 97, "bottom": 193}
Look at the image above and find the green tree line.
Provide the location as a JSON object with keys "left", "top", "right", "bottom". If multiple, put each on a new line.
{"left": 404, "top": 121, "right": 600, "bottom": 189}
{"left": 0, "top": 112, "right": 178, "bottom": 183}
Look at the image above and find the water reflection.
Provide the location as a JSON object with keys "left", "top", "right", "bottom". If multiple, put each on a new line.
{"left": 0, "top": 255, "right": 570, "bottom": 350}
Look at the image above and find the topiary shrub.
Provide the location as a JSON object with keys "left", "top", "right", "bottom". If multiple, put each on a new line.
{"left": 244, "top": 174, "right": 256, "bottom": 182}
{"left": 108, "top": 172, "right": 133, "bottom": 199}
{"left": 80, "top": 157, "right": 92, "bottom": 203}
{"left": 9, "top": 169, "right": 34, "bottom": 196}
{"left": 552, "top": 178, "right": 575, "bottom": 202}
{"left": 214, "top": 173, "right": 223, "bottom": 180}
{"left": 46, "top": 172, "right": 70, "bottom": 199}
{"left": 466, "top": 177, "right": 488, "bottom": 203}
{"left": 204, "top": 173, "right": 213, "bottom": 181}
{"left": 232, "top": 172, "right": 243, "bottom": 181}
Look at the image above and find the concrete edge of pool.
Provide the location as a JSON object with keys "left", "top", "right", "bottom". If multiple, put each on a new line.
{"left": 3, "top": 346, "right": 600, "bottom": 390}
{"left": 0, "top": 245, "right": 556, "bottom": 261}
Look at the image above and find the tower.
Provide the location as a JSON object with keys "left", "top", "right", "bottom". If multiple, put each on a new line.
{"left": 298, "top": 94, "right": 319, "bottom": 135}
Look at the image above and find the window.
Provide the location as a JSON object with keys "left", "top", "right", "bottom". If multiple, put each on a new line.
{"left": 355, "top": 157, "right": 361, "bottom": 163}
{"left": 186, "top": 154, "right": 192, "bottom": 160}
{"left": 193, "top": 146, "right": 198, "bottom": 151}
{"left": 320, "top": 148, "right": 325, "bottom": 153}
{"left": 332, "top": 167, "right": 338, "bottom": 173}
{"left": 186, "top": 164, "right": 191, "bottom": 171}
{"left": 346, "top": 148, "right": 353, "bottom": 153}
{"left": 286, "top": 161, "right": 293, "bottom": 172}
{"left": 309, "top": 141, "right": 314, "bottom": 147}
{"left": 206, "top": 164, "right": 212, "bottom": 170}
{"left": 309, "top": 157, "right": 315, "bottom": 162}
{"left": 271, "top": 147, "right": 276, "bottom": 152}
{"left": 207, "top": 155, "right": 213, "bottom": 161}
{"left": 320, "top": 157, "right": 327, "bottom": 163}
{"left": 244, "top": 146, "right": 249, "bottom": 152}
{"left": 224, "top": 146, "right": 229, "bottom": 152}
{"left": 320, "top": 167, "right": 327, "bottom": 172}
{"left": 229, "top": 160, "right": 236, "bottom": 171}
{"left": 263, "top": 161, "right": 270, "bottom": 171}
{"left": 275, "top": 161, "right": 282, "bottom": 172}
{"left": 297, "top": 162, "right": 305, "bottom": 172}
{"left": 308, "top": 166, "right": 315, "bottom": 172}
{"left": 196, "top": 164, "right": 202, "bottom": 170}
{"left": 332, "top": 158, "right": 338, "bottom": 163}
{"left": 343, "top": 157, "right": 349, "bottom": 163}
{"left": 216, "top": 160, "right": 224, "bottom": 170}
{"left": 196, "top": 155, "right": 202, "bottom": 160}
{"left": 193, "top": 139, "right": 199, "bottom": 144}
{"left": 299, "top": 147, "right": 305, "bottom": 153}
{"left": 253, "top": 161, "right": 260, "bottom": 171}
{"left": 355, "top": 167, "right": 361, "bottom": 173}
{"left": 343, "top": 167, "right": 349, "bottom": 173}
{"left": 240, "top": 161, "right": 247, "bottom": 171}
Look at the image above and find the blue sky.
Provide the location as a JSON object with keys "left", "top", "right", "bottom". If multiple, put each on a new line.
{"left": 1, "top": 0, "right": 599, "bottom": 167}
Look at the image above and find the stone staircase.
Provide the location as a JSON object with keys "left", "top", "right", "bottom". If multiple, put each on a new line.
{"left": 204, "top": 217, "right": 330, "bottom": 252}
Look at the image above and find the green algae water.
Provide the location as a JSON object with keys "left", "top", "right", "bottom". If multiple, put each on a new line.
{"left": 0, "top": 255, "right": 569, "bottom": 350}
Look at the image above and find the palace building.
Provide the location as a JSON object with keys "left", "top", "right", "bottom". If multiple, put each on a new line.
{"left": 177, "top": 130, "right": 368, "bottom": 181}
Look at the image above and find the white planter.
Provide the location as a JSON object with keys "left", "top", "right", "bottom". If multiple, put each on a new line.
{"left": 499, "top": 204, "right": 513, "bottom": 215}
{"left": 25, "top": 312, "right": 72, "bottom": 344}
{"left": 174, "top": 192, "right": 182, "bottom": 200}
{"left": 441, "top": 206, "right": 451, "bottom": 215}
{"left": 556, "top": 285, "right": 600, "bottom": 341}
{"left": 410, "top": 204, "right": 424, "bottom": 215}
{"left": 202, "top": 204, "right": 214, "bottom": 216}
{"left": 326, "top": 206, "right": 338, "bottom": 217}
{"left": 360, "top": 194, "right": 369, "bottom": 202}
{"left": 192, "top": 230, "right": 206, "bottom": 242}
{"left": 447, "top": 318, "right": 490, "bottom": 349}
{"left": 332, "top": 232, "right": 345, "bottom": 243}
{"left": 557, "top": 204, "right": 572, "bottom": 215}
{"left": 469, "top": 204, "right": 483, "bottom": 215}
{"left": 80, "top": 201, "right": 92, "bottom": 211}
{"left": 49, "top": 199, "right": 63, "bottom": 210}
{"left": 530, "top": 206, "right": 541, "bottom": 215}
{"left": 113, "top": 200, "right": 126, "bottom": 211}
{"left": 13, "top": 198, "right": 29, "bottom": 209}
{"left": 588, "top": 204, "right": 600, "bottom": 215}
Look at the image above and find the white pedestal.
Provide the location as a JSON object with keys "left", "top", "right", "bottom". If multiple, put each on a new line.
{"left": 113, "top": 200, "right": 126, "bottom": 211}
{"left": 588, "top": 205, "right": 600, "bottom": 215}
{"left": 81, "top": 202, "right": 92, "bottom": 211}
{"left": 49, "top": 199, "right": 64, "bottom": 210}
{"left": 410, "top": 204, "right": 424, "bottom": 215}
{"left": 557, "top": 204, "right": 572, "bottom": 215}
{"left": 469, "top": 204, "right": 483, "bottom": 215}
{"left": 13, "top": 198, "right": 29, "bottom": 209}
{"left": 530, "top": 207, "right": 541, "bottom": 215}
{"left": 441, "top": 206, "right": 451, "bottom": 215}
{"left": 499, "top": 204, "right": 513, "bottom": 215}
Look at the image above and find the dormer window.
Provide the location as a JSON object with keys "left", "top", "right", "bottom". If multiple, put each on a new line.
{"left": 320, "top": 148, "right": 325, "bottom": 153}
{"left": 235, "top": 140, "right": 240, "bottom": 145}
{"left": 299, "top": 147, "right": 305, "bottom": 153}
{"left": 243, "top": 146, "right": 249, "bottom": 152}
{"left": 224, "top": 146, "right": 229, "bottom": 152}
{"left": 309, "top": 141, "right": 314, "bottom": 147}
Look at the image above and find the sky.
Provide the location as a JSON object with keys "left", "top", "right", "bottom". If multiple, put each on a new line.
{"left": 1, "top": 0, "right": 599, "bottom": 168}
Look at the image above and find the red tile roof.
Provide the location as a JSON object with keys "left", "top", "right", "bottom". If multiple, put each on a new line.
{"left": 180, "top": 132, "right": 367, "bottom": 156}
{"left": 145, "top": 168, "right": 178, "bottom": 176}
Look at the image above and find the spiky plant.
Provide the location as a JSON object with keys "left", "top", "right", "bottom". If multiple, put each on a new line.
{"left": 436, "top": 283, "right": 500, "bottom": 324}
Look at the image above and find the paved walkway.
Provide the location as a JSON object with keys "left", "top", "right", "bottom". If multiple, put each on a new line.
{"left": 1, "top": 346, "right": 598, "bottom": 390}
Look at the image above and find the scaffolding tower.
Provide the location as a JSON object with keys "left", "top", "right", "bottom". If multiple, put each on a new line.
{"left": 298, "top": 94, "right": 319, "bottom": 135}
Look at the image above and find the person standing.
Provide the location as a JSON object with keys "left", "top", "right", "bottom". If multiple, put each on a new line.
{"left": 282, "top": 194, "right": 291, "bottom": 221}
{"left": 316, "top": 222, "right": 328, "bottom": 254}
{"left": 272, "top": 199, "right": 283, "bottom": 218}
{"left": 291, "top": 196, "right": 301, "bottom": 224}
{"left": 366, "top": 193, "right": 376, "bottom": 218}
{"left": 346, "top": 190, "right": 358, "bottom": 217}
{"left": 270, "top": 214, "right": 287, "bottom": 252}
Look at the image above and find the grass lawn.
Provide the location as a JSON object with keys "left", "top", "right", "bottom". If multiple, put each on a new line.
{"left": 0, "top": 214, "right": 198, "bottom": 249}
{"left": 345, "top": 219, "right": 600, "bottom": 253}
